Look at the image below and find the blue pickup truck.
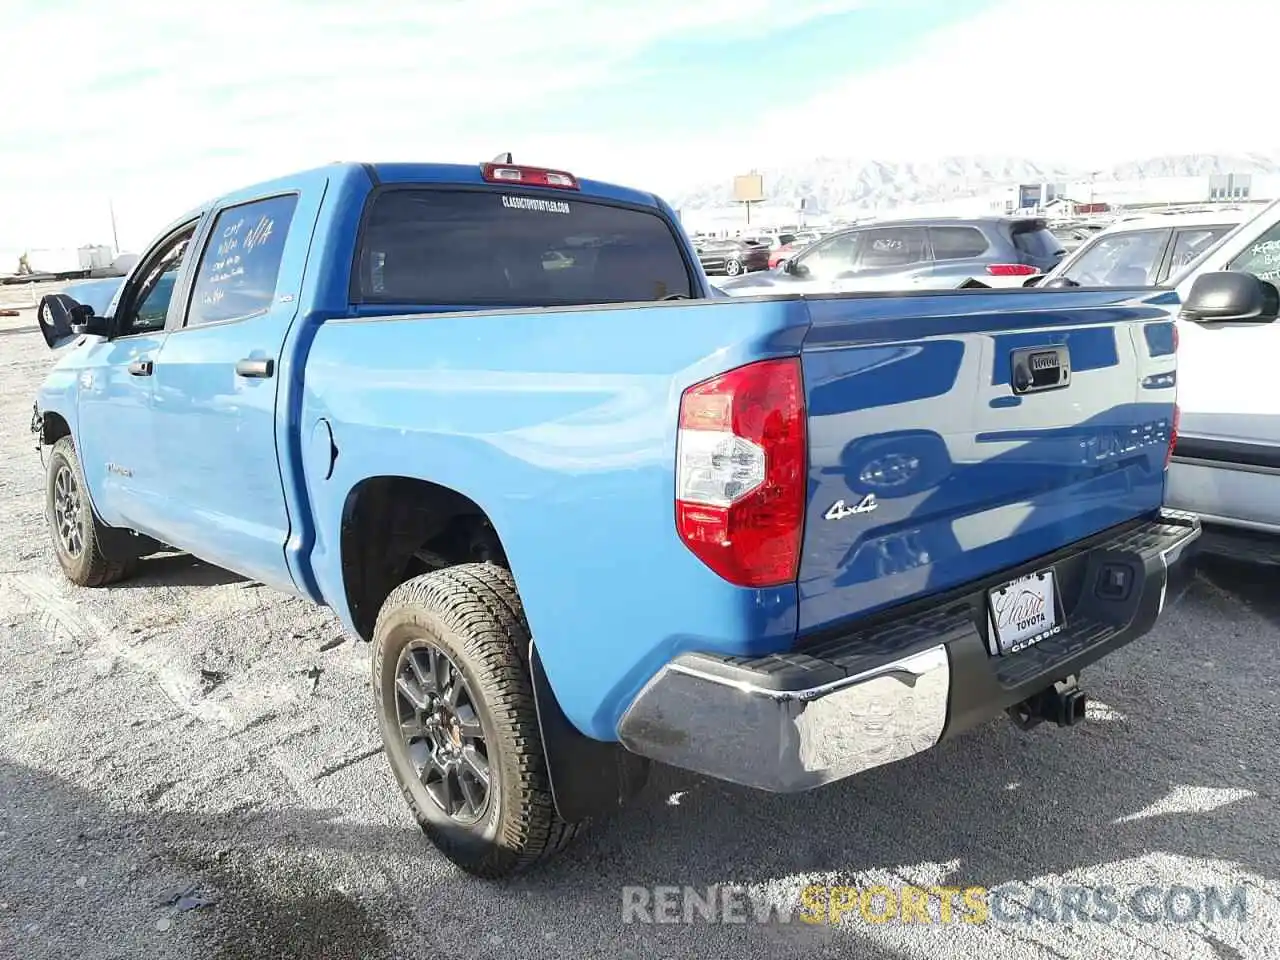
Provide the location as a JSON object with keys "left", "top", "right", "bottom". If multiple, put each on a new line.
{"left": 32, "top": 159, "right": 1210, "bottom": 878}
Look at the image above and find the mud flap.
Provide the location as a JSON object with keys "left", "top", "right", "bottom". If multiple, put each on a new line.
{"left": 529, "top": 643, "right": 650, "bottom": 823}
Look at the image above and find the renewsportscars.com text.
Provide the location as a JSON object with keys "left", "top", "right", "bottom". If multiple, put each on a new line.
{"left": 620, "top": 883, "right": 1249, "bottom": 926}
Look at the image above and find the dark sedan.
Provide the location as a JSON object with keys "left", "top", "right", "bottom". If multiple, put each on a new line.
{"left": 694, "top": 239, "right": 771, "bottom": 277}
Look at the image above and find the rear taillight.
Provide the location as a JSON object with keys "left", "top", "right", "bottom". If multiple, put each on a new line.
{"left": 986, "top": 264, "right": 1040, "bottom": 276}
{"left": 480, "top": 162, "right": 579, "bottom": 190}
{"left": 675, "top": 358, "right": 806, "bottom": 587}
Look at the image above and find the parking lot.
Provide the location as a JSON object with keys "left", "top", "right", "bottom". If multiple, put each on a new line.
{"left": 0, "top": 294, "right": 1277, "bottom": 960}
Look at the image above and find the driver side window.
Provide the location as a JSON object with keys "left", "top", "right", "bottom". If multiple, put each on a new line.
{"left": 1227, "top": 222, "right": 1280, "bottom": 283}
{"left": 796, "top": 232, "right": 859, "bottom": 279}
{"left": 116, "top": 225, "right": 196, "bottom": 338}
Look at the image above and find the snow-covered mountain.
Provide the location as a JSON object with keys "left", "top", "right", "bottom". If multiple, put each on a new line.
{"left": 670, "top": 153, "right": 1280, "bottom": 214}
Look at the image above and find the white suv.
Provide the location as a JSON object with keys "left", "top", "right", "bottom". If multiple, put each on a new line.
{"left": 1160, "top": 200, "right": 1280, "bottom": 562}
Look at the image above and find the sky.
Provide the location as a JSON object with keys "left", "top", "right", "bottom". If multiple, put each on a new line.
{"left": 1, "top": 0, "right": 1277, "bottom": 254}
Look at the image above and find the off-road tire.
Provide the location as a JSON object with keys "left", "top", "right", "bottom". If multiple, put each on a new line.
{"left": 45, "top": 437, "right": 138, "bottom": 587}
{"left": 372, "top": 563, "right": 582, "bottom": 878}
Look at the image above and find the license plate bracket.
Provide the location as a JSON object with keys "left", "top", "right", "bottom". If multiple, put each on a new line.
{"left": 987, "top": 568, "right": 1064, "bottom": 656}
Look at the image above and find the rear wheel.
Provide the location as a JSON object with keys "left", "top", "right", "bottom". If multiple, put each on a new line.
{"left": 372, "top": 564, "right": 581, "bottom": 878}
{"left": 45, "top": 437, "right": 138, "bottom": 587}
{"left": 724, "top": 258, "right": 743, "bottom": 277}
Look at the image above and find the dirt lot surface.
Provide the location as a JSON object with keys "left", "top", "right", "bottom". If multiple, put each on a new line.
{"left": 1, "top": 295, "right": 1278, "bottom": 959}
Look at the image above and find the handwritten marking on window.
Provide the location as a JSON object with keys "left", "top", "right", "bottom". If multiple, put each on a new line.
{"left": 243, "top": 216, "right": 275, "bottom": 253}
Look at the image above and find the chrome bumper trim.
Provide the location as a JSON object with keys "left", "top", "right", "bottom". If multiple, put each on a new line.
{"left": 617, "top": 644, "right": 951, "bottom": 793}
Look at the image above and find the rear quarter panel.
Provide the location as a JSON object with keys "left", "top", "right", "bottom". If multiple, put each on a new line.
{"left": 300, "top": 297, "right": 809, "bottom": 740}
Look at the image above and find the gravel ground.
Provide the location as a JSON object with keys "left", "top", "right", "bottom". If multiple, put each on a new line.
{"left": 1, "top": 293, "right": 1278, "bottom": 960}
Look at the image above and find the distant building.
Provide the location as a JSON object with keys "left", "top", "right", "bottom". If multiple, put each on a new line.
{"left": 981, "top": 173, "right": 1276, "bottom": 215}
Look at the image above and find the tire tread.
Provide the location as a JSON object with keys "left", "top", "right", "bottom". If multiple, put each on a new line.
{"left": 47, "top": 437, "right": 138, "bottom": 588}
{"left": 373, "top": 563, "right": 582, "bottom": 878}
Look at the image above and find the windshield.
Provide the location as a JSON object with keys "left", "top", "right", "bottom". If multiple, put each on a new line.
{"left": 1052, "top": 229, "right": 1168, "bottom": 286}
{"left": 355, "top": 189, "right": 694, "bottom": 305}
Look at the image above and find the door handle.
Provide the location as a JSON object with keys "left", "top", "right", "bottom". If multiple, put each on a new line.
{"left": 235, "top": 358, "right": 274, "bottom": 379}
{"left": 128, "top": 359, "right": 153, "bottom": 377}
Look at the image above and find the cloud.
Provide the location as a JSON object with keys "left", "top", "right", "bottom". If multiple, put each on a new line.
{"left": 0, "top": 0, "right": 873, "bottom": 250}
{"left": 2, "top": 0, "right": 1275, "bottom": 254}
{"left": 737, "top": 0, "right": 1280, "bottom": 167}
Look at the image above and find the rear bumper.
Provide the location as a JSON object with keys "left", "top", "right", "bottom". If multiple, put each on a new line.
{"left": 617, "top": 510, "right": 1200, "bottom": 792}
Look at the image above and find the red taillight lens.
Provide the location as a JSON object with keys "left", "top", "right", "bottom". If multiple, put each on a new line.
{"left": 480, "top": 163, "right": 579, "bottom": 190}
{"left": 675, "top": 358, "right": 806, "bottom": 587}
{"left": 986, "top": 263, "right": 1040, "bottom": 276}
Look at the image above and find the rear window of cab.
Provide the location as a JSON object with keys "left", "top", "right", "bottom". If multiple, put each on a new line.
{"left": 353, "top": 189, "right": 694, "bottom": 305}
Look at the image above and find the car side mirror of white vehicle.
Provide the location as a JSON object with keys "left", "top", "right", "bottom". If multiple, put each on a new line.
{"left": 1180, "top": 271, "right": 1280, "bottom": 324}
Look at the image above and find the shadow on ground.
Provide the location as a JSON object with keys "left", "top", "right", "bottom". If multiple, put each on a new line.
{"left": 114, "top": 552, "right": 249, "bottom": 589}
{"left": 1194, "top": 554, "right": 1280, "bottom": 630}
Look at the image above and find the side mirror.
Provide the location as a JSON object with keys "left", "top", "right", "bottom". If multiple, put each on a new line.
{"left": 72, "top": 311, "right": 112, "bottom": 337}
{"left": 1042, "top": 276, "right": 1078, "bottom": 288}
{"left": 1180, "top": 271, "right": 1279, "bottom": 324}
{"left": 36, "top": 294, "right": 110, "bottom": 349}
{"left": 784, "top": 259, "right": 807, "bottom": 277}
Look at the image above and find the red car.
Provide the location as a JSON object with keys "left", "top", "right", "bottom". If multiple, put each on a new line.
{"left": 768, "top": 233, "right": 821, "bottom": 269}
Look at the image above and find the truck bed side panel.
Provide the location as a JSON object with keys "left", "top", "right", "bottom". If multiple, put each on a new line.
{"left": 299, "top": 298, "right": 810, "bottom": 740}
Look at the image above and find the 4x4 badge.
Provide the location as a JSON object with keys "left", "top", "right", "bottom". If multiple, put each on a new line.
{"left": 825, "top": 494, "right": 878, "bottom": 520}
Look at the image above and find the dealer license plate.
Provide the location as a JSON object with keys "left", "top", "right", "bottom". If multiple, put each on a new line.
{"left": 987, "top": 569, "right": 1063, "bottom": 655}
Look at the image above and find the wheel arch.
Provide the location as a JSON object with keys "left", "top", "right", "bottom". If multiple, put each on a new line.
{"left": 340, "top": 476, "right": 651, "bottom": 823}
{"left": 338, "top": 474, "right": 514, "bottom": 643}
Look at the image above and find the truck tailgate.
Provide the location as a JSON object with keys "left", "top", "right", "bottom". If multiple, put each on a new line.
{"left": 798, "top": 288, "right": 1178, "bottom": 635}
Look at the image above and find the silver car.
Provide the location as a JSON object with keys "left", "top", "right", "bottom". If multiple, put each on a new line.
{"left": 716, "top": 216, "right": 1066, "bottom": 294}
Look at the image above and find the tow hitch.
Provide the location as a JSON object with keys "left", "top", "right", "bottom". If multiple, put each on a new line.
{"left": 1007, "top": 676, "right": 1087, "bottom": 731}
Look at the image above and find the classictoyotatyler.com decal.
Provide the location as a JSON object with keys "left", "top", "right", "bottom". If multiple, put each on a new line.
{"left": 502, "top": 195, "right": 571, "bottom": 214}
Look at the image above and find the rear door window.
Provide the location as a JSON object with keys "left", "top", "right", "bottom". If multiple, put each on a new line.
{"left": 857, "top": 227, "right": 928, "bottom": 268}
{"left": 1162, "top": 225, "right": 1234, "bottom": 280}
{"left": 928, "top": 226, "right": 990, "bottom": 261}
{"left": 355, "top": 189, "right": 693, "bottom": 305}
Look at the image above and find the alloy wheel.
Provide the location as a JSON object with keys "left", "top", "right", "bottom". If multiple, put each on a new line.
{"left": 393, "top": 640, "right": 492, "bottom": 825}
{"left": 52, "top": 463, "right": 85, "bottom": 558}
